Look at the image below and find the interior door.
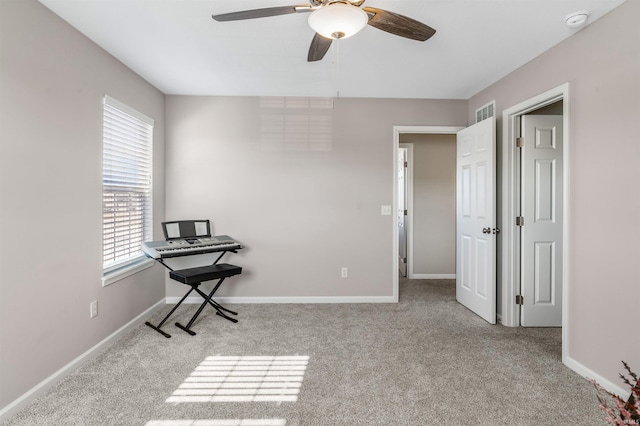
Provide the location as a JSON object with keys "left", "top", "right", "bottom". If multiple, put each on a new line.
{"left": 398, "top": 147, "right": 408, "bottom": 277}
{"left": 520, "top": 115, "right": 563, "bottom": 326}
{"left": 456, "top": 117, "right": 496, "bottom": 324}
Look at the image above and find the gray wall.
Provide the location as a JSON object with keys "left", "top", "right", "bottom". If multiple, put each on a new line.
{"left": 163, "top": 97, "right": 467, "bottom": 300}
{"left": 401, "top": 134, "right": 456, "bottom": 277}
{"left": 468, "top": 0, "right": 640, "bottom": 391}
{"left": 0, "top": 0, "right": 166, "bottom": 411}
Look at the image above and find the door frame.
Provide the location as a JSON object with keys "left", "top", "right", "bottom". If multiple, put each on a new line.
{"left": 501, "top": 82, "right": 570, "bottom": 358}
{"left": 392, "top": 126, "right": 464, "bottom": 302}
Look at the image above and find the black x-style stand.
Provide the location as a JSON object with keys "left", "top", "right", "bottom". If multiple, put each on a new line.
{"left": 145, "top": 247, "right": 242, "bottom": 338}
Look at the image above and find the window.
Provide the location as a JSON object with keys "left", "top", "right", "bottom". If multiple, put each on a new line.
{"left": 102, "top": 95, "right": 154, "bottom": 285}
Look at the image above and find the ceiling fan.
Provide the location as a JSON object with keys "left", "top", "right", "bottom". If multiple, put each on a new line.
{"left": 212, "top": 0, "right": 436, "bottom": 62}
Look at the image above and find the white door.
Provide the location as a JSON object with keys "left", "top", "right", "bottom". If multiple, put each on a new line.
{"left": 520, "top": 115, "right": 563, "bottom": 326}
{"left": 398, "top": 148, "right": 408, "bottom": 277}
{"left": 456, "top": 117, "right": 496, "bottom": 324}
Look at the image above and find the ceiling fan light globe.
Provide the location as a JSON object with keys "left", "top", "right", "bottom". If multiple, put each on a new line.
{"left": 308, "top": 3, "right": 368, "bottom": 40}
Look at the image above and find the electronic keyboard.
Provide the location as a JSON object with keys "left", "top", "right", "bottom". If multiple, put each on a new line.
{"left": 142, "top": 235, "right": 242, "bottom": 259}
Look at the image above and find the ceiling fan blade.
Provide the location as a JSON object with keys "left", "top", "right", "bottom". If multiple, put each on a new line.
{"left": 363, "top": 7, "right": 436, "bottom": 41}
{"left": 308, "top": 33, "right": 332, "bottom": 62}
{"left": 212, "top": 5, "right": 311, "bottom": 22}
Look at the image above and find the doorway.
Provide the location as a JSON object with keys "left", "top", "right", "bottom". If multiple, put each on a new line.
{"left": 519, "top": 107, "right": 564, "bottom": 326}
{"left": 392, "top": 126, "right": 464, "bottom": 301}
{"left": 501, "top": 83, "right": 570, "bottom": 360}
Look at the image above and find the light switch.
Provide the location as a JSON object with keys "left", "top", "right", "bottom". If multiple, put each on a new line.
{"left": 381, "top": 205, "right": 392, "bottom": 216}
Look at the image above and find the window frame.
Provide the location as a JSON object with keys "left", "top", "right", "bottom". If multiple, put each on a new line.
{"left": 101, "top": 95, "right": 154, "bottom": 286}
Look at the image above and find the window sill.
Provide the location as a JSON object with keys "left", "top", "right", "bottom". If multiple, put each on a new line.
{"left": 102, "top": 257, "right": 155, "bottom": 287}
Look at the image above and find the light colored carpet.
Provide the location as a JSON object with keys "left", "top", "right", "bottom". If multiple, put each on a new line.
{"left": 3, "top": 279, "right": 605, "bottom": 425}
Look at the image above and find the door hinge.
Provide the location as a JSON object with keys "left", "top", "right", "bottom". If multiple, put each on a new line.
{"left": 516, "top": 137, "right": 524, "bottom": 148}
{"left": 516, "top": 216, "right": 524, "bottom": 226}
{"left": 515, "top": 295, "right": 524, "bottom": 305}
{"left": 404, "top": 209, "right": 408, "bottom": 216}
{"left": 404, "top": 161, "right": 408, "bottom": 168}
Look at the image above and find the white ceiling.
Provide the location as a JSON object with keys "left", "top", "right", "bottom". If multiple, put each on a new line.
{"left": 38, "top": 0, "right": 627, "bottom": 99}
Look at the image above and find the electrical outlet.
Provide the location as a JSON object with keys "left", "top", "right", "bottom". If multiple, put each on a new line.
{"left": 90, "top": 300, "right": 98, "bottom": 318}
{"left": 341, "top": 267, "right": 348, "bottom": 278}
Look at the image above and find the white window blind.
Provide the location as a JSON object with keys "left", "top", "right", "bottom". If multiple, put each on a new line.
{"left": 102, "top": 95, "right": 153, "bottom": 273}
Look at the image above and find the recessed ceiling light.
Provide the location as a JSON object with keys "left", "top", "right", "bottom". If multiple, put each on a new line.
{"left": 565, "top": 11, "right": 590, "bottom": 28}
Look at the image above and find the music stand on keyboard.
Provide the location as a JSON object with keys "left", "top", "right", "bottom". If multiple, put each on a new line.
{"left": 162, "top": 219, "right": 211, "bottom": 241}
{"left": 144, "top": 220, "right": 243, "bottom": 338}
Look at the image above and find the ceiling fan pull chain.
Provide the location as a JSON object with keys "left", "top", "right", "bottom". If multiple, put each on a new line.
{"left": 333, "top": 38, "right": 340, "bottom": 99}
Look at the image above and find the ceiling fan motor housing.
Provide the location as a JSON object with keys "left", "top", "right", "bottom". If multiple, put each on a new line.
{"left": 313, "top": 0, "right": 366, "bottom": 7}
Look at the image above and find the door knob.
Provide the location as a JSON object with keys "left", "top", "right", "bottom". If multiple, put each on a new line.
{"left": 482, "top": 227, "right": 491, "bottom": 234}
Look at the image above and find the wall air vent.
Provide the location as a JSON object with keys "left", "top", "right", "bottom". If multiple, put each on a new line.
{"left": 476, "top": 101, "right": 495, "bottom": 123}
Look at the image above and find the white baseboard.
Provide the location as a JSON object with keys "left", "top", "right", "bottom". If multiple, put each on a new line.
{"left": 409, "top": 274, "right": 456, "bottom": 280}
{"left": 564, "top": 355, "right": 631, "bottom": 400}
{"left": 0, "top": 299, "right": 166, "bottom": 423}
{"left": 166, "top": 296, "right": 397, "bottom": 304}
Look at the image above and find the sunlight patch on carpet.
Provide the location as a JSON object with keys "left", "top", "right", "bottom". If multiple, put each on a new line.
{"left": 166, "top": 356, "right": 309, "bottom": 403}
